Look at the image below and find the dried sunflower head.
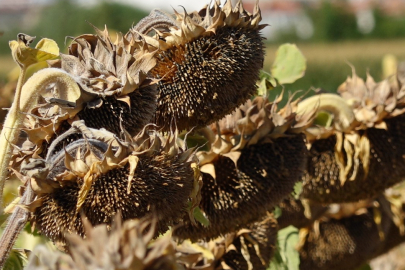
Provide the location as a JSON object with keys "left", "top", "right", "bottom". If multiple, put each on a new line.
{"left": 299, "top": 73, "right": 405, "bottom": 203}
{"left": 55, "top": 26, "right": 158, "bottom": 136}
{"left": 128, "top": 1, "right": 266, "bottom": 131}
{"left": 298, "top": 197, "right": 394, "bottom": 270}
{"left": 24, "top": 122, "right": 197, "bottom": 250}
{"left": 25, "top": 216, "right": 182, "bottom": 270}
{"left": 9, "top": 27, "right": 158, "bottom": 174}
{"left": 174, "top": 95, "right": 312, "bottom": 241}
{"left": 176, "top": 213, "right": 277, "bottom": 270}
{"left": 338, "top": 69, "right": 405, "bottom": 129}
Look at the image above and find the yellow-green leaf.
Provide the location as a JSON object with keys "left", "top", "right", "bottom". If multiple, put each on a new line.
{"left": 34, "top": 38, "right": 59, "bottom": 55}
{"left": 313, "top": 111, "right": 333, "bottom": 128}
{"left": 9, "top": 36, "right": 59, "bottom": 69}
{"left": 193, "top": 206, "right": 210, "bottom": 227}
{"left": 271, "top": 43, "right": 306, "bottom": 85}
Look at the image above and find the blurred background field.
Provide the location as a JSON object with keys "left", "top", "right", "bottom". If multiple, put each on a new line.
{"left": 1, "top": 0, "right": 405, "bottom": 93}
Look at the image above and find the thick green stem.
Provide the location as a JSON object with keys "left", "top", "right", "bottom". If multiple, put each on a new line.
{"left": 0, "top": 68, "right": 26, "bottom": 212}
{"left": 0, "top": 68, "right": 80, "bottom": 211}
{"left": 297, "top": 93, "right": 355, "bottom": 132}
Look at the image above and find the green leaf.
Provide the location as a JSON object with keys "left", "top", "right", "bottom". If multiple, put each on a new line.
{"left": 293, "top": 182, "right": 303, "bottom": 200}
{"left": 193, "top": 207, "right": 210, "bottom": 227}
{"left": 268, "top": 245, "right": 287, "bottom": 270}
{"left": 273, "top": 206, "right": 282, "bottom": 219}
{"left": 313, "top": 111, "right": 333, "bottom": 127}
{"left": 3, "top": 249, "right": 29, "bottom": 270}
{"left": 271, "top": 44, "right": 306, "bottom": 85}
{"left": 258, "top": 70, "right": 277, "bottom": 96}
{"left": 9, "top": 36, "right": 59, "bottom": 69}
{"left": 268, "top": 226, "right": 300, "bottom": 270}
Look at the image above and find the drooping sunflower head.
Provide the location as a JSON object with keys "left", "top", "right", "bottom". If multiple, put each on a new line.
{"left": 338, "top": 69, "right": 405, "bottom": 129}
{"left": 26, "top": 122, "right": 198, "bottom": 250}
{"left": 51, "top": 26, "right": 158, "bottom": 136}
{"left": 298, "top": 72, "right": 405, "bottom": 204}
{"left": 127, "top": 1, "right": 266, "bottom": 131}
{"left": 175, "top": 94, "right": 312, "bottom": 241}
{"left": 25, "top": 217, "right": 182, "bottom": 270}
{"left": 176, "top": 213, "right": 278, "bottom": 270}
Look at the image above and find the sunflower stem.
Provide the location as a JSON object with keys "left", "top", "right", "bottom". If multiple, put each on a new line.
{"left": 0, "top": 67, "right": 26, "bottom": 212}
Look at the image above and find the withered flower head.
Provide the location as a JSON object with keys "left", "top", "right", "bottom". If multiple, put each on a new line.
{"left": 53, "top": 26, "right": 158, "bottom": 136}
{"left": 176, "top": 213, "right": 277, "bottom": 270}
{"left": 298, "top": 72, "right": 405, "bottom": 203}
{"left": 128, "top": 1, "right": 266, "bottom": 131}
{"left": 175, "top": 95, "right": 310, "bottom": 241}
{"left": 338, "top": 69, "right": 405, "bottom": 129}
{"left": 299, "top": 198, "right": 393, "bottom": 270}
{"left": 26, "top": 122, "right": 197, "bottom": 249}
{"left": 25, "top": 217, "right": 182, "bottom": 270}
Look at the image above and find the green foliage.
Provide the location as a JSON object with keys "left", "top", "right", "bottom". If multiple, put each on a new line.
{"left": 193, "top": 207, "right": 210, "bottom": 227}
{"left": 258, "top": 70, "right": 276, "bottom": 96}
{"left": 273, "top": 206, "right": 282, "bottom": 219}
{"left": 3, "top": 249, "right": 28, "bottom": 270}
{"left": 293, "top": 182, "right": 303, "bottom": 200}
{"left": 308, "top": 1, "right": 361, "bottom": 42}
{"left": 271, "top": 44, "right": 306, "bottom": 85}
{"left": 356, "top": 263, "right": 372, "bottom": 270}
{"left": 258, "top": 44, "right": 307, "bottom": 96}
{"left": 0, "top": 0, "right": 148, "bottom": 55}
{"left": 268, "top": 226, "right": 300, "bottom": 270}
{"left": 372, "top": 10, "right": 405, "bottom": 39}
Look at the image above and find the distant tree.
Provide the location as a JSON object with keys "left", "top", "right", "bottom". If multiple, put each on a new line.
{"left": 22, "top": 0, "right": 147, "bottom": 52}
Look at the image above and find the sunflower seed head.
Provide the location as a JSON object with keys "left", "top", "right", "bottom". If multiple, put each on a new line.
{"left": 27, "top": 123, "right": 198, "bottom": 249}
{"left": 26, "top": 216, "right": 182, "bottom": 270}
{"left": 128, "top": 1, "right": 266, "bottom": 131}
{"left": 338, "top": 68, "right": 405, "bottom": 129}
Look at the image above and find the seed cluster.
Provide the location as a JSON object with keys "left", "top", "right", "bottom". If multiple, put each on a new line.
{"left": 77, "top": 86, "right": 157, "bottom": 135}
{"left": 302, "top": 114, "right": 405, "bottom": 203}
{"left": 33, "top": 145, "right": 195, "bottom": 249}
{"left": 175, "top": 136, "right": 307, "bottom": 241}
{"left": 153, "top": 27, "right": 264, "bottom": 131}
{"left": 299, "top": 207, "right": 390, "bottom": 270}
